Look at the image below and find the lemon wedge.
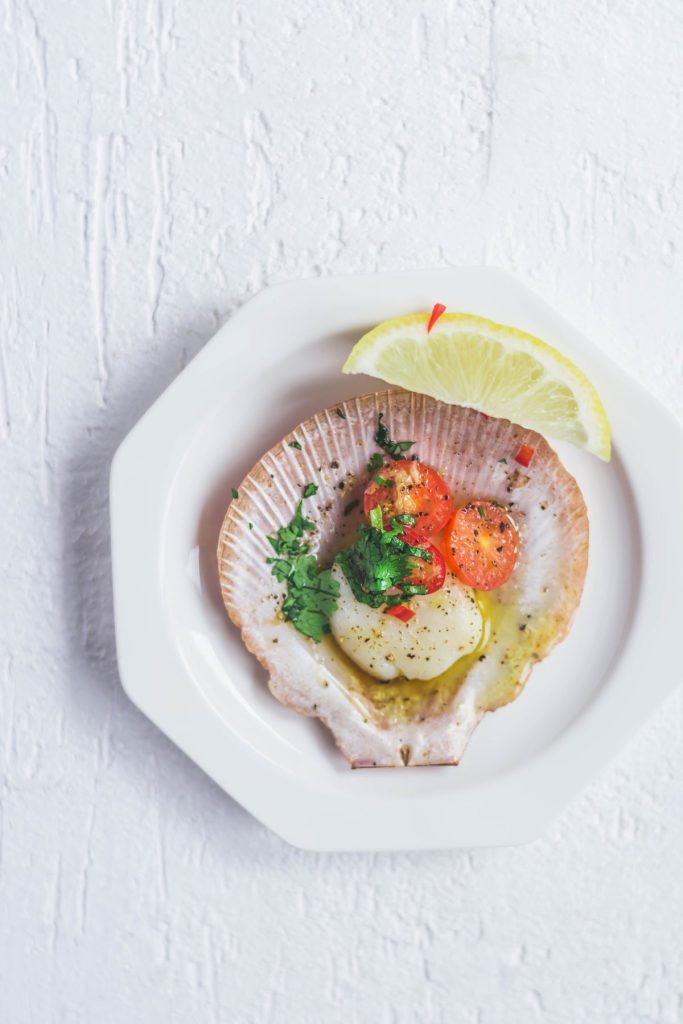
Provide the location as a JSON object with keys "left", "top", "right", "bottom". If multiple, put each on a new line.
{"left": 343, "top": 312, "right": 611, "bottom": 460}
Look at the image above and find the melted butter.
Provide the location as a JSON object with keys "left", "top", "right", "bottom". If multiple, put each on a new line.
{"left": 474, "top": 591, "right": 561, "bottom": 713}
{"left": 315, "top": 525, "right": 557, "bottom": 725}
{"left": 320, "top": 590, "right": 558, "bottom": 725}
{"left": 320, "top": 592, "right": 489, "bottom": 725}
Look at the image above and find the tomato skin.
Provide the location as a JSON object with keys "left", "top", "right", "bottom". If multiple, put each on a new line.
{"left": 426, "top": 302, "right": 447, "bottom": 334}
{"left": 386, "top": 604, "right": 415, "bottom": 622}
{"left": 401, "top": 529, "right": 446, "bottom": 594}
{"left": 515, "top": 444, "right": 535, "bottom": 468}
{"left": 445, "top": 502, "right": 519, "bottom": 591}
{"left": 363, "top": 460, "right": 454, "bottom": 539}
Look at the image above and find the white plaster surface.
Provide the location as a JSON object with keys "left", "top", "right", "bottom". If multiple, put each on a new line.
{"left": 1, "top": 1, "right": 683, "bottom": 1020}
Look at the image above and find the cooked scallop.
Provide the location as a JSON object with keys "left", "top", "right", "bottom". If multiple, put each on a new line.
{"left": 217, "top": 390, "right": 588, "bottom": 768}
{"left": 329, "top": 566, "right": 483, "bottom": 681}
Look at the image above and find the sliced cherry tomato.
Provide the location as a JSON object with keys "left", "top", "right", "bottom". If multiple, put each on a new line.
{"left": 401, "top": 529, "right": 446, "bottom": 594}
{"left": 515, "top": 444, "right": 535, "bottom": 468}
{"left": 445, "top": 501, "right": 519, "bottom": 591}
{"left": 386, "top": 604, "right": 415, "bottom": 622}
{"left": 363, "top": 460, "right": 454, "bottom": 539}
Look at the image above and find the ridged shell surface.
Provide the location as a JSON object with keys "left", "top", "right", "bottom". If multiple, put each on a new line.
{"left": 218, "top": 390, "right": 588, "bottom": 767}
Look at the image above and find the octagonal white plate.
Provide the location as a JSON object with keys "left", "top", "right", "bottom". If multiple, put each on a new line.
{"left": 110, "top": 267, "right": 683, "bottom": 851}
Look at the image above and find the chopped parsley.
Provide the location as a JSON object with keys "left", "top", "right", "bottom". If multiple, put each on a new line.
{"left": 266, "top": 502, "right": 339, "bottom": 642}
{"left": 335, "top": 511, "right": 430, "bottom": 609}
{"left": 262, "top": 415, "right": 422, "bottom": 639}
{"left": 497, "top": 457, "right": 508, "bottom": 464}
{"left": 267, "top": 501, "right": 315, "bottom": 557}
{"left": 375, "top": 413, "right": 415, "bottom": 459}
{"left": 248, "top": 522, "right": 253, "bottom": 530}
{"left": 477, "top": 505, "right": 486, "bottom": 518}
{"left": 231, "top": 487, "right": 239, "bottom": 499}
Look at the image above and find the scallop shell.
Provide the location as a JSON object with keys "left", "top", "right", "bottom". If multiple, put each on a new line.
{"left": 218, "top": 390, "right": 588, "bottom": 768}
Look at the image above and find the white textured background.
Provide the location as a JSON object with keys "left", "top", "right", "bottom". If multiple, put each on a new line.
{"left": 1, "top": 0, "right": 683, "bottom": 1021}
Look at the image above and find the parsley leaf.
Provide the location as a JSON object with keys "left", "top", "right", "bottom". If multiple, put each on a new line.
{"left": 267, "top": 501, "right": 315, "bottom": 558}
{"left": 288, "top": 439, "right": 302, "bottom": 450}
{"left": 335, "top": 514, "right": 430, "bottom": 609}
{"left": 373, "top": 473, "right": 393, "bottom": 487}
{"left": 231, "top": 487, "right": 239, "bottom": 499}
{"left": 336, "top": 408, "right": 346, "bottom": 419}
{"left": 375, "top": 413, "right": 415, "bottom": 459}
{"left": 303, "top": 482, "right": 318, "bottom": 498}
{"left": 279, "top": 555, "right": 340, "bottom": 641}
{"left": 266, "top": 502, "right": 339, "bottom": 642}
{"left": 367, "top": 452, "right": 384, "bottom": 472}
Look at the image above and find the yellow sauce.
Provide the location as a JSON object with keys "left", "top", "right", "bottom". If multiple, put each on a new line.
{"left": 313, "top": 516, "right": 557, "bottom": 726}
{"left": 320, "top": 590, "right": 553, "bottom": 725}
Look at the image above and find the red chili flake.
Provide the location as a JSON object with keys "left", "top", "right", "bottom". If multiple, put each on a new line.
{"left": 386, "top": 604, "right": 415, "bottom": 623}
{"left": 515, "top": 444, "right": 535, "bottom": 468}
{"left": 426, "top": 303, "right": 446, "bottom": 334}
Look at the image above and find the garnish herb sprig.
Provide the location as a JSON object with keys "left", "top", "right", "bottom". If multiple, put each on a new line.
{"left": 335, "top": 511, "right": 430, "bottom": 609}
{"left": 266, "top": 486, "right": 339, "bottom": 642}
{"left": 375, "top": 413, "right": 415, "bottom": 460}
{"left": 265, "top": 410, "right": 424, "bottom": 638}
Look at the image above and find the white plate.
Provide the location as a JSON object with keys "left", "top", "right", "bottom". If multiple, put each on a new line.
{"left": 110, "top": 267, "right": 683, "bottom": 851}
